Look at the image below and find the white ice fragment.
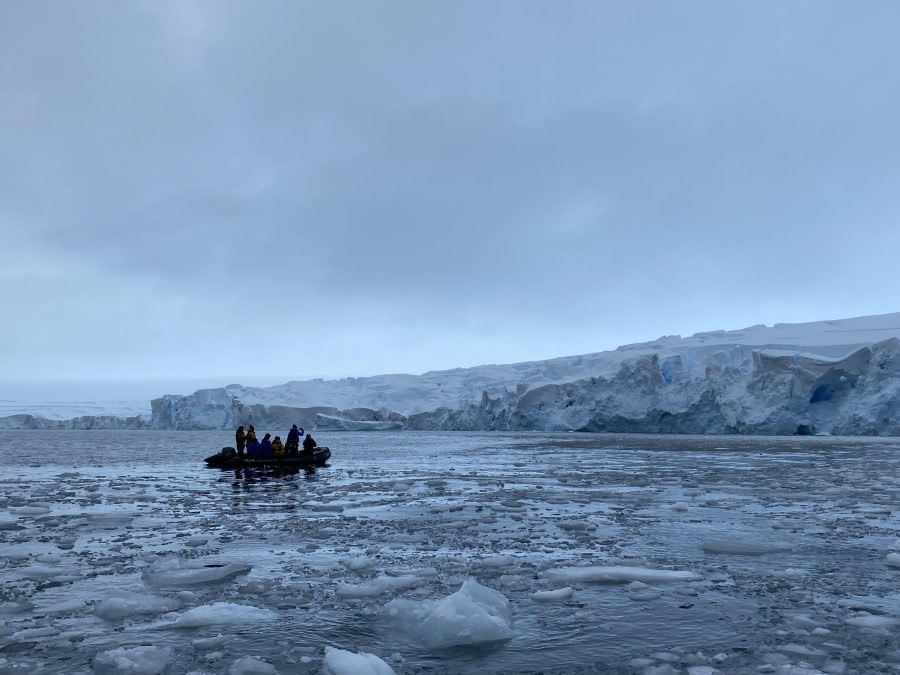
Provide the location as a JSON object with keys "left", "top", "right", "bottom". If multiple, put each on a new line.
{"left": 687, "top": 667, "right": 719, "bottom": 675}
{"left": 645, "top": 665, "right": 677, "bottom": 675}
{"left": 392, "top": 482, "right": 411, "bottom": 492}
{"left": 92, "top": 645, "right": 173, "bottom": 675}
{"left": 671, "top": 502, "right": 689, "bottom": 512}
{"left": 629, "top": 589, "right": 662, "bottom": 601}
{"left": 172, "top": 602, "right": 278, "bottom": 627}
{"left": 543, "top": 565, "right": 698, "bottom": 584}
{"left": 778, "top": 643, "right": 824, "bottom": 656}
{"left": 322, "top": 647, "right": 396, "bottom": 675}
{"left": 142, "top": 556, "right": 251, "bottom": 587}
{"left": 701, "top": 539, "right": 790, "bottom": 555}
{"left": 382, "top": 579, "right": 513, "bottom": 647}
{"left": 341, "top": 556, "right": 377, "bottom": 571}
{"left": 227, "top": 655, "right": 278, "bottom": 675}
{"left": 13, "top": 627, "right": 59, "bottom": 639}
{"left": 95, "top": 592, "right": 181, "bottom": 621}
{"left": 18, "top": 564, "right": 82, "bottom": 581}
{"left": 191, "top": 634, "right": 227, "bottom": 649}
{"left": 845, "top": 612, "right": 899, "bottom": 629}
{"left": 335, "top": 575, "right": 422, "bottom": 598}
{"left": 185, "top": 536, "right": 208, "bottom": 547}
{"left": 531, "top": 587, "right": 574, "bottom": 602}
{"left": 480, "top": 555, "right": 515, "bottom": 568}
{"left": 885, "top": 552, "right": 900, "bottom": 568}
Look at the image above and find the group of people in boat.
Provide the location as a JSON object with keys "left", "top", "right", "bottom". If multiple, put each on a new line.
{"left": 234, "top": 424, "right": 317, "bottom": 458}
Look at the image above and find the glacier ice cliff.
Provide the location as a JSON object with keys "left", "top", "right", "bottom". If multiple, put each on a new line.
{"left": 4, "top": 313, "right": 900, "bottom": 435}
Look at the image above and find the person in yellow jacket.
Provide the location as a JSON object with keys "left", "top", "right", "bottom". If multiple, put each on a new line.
{"left": 271, "top": 436, "right": 285, "bottom": 457}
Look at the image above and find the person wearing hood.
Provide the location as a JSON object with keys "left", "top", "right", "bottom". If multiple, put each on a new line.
{"left": 286, "top": 424, "right": 303, "bottom": 455}
{"left": 271, "top": 436, "right": 285, "bottom": 457}
{"left": 235, "top": 426, "right": 246, "bottom": 455}
{"left": 245, "top": 425, "right": 260, "bottom": 456}
{"left": 302, "top": 433, "right": 317, "bottom": 456}
{"left": 259, "top": 433, "right": 273, "bottom": 457}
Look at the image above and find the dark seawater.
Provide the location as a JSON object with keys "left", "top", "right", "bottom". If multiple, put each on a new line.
{"left": 1, "top": 431, "right": 899, "bottom": 674}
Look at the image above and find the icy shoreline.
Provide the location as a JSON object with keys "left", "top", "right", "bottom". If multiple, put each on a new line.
{"left": 4, "top": 313, "right": 900, "bottom": 435}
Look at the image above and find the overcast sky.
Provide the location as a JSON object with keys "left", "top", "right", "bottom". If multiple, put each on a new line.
{"left": 2, "top": 1, "right": 899, "bottom": 385}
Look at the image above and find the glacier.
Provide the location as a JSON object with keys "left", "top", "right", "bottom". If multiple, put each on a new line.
{"left": 4, "top": 312, "right": 900, "bottom": 435}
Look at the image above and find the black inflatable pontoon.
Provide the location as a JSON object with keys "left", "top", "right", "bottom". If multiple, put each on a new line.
{"left": 204, "top": 446, "right": 331, "bottom": 469}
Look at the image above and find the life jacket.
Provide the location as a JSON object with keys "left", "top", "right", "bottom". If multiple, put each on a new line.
{"left": 271, "top": 439, "right": 285, "bottom": 456}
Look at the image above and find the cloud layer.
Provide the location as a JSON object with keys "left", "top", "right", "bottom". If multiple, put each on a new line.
{"left": 3, "top": 1, "right": 899, "bottom": 380}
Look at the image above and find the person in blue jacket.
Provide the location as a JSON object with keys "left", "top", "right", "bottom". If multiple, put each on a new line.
{"left": 245, "top": 425, "right": 260, "bottom": 456}
{"left": 259, "top": 433, "right": 273, "bottom": 457}
{"left": 286, "top": 424, "right": 303, "bottom": 455}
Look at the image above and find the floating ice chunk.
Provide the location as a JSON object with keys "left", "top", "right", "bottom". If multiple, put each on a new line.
{"left": 36, "top": 553, "right": 62, "bottom": 564}
{"left": 322, "top": 647, "right": 396, "bottom": 675}
{"left": 671, "top": 502, "right": 689, "bottom": 512}
{"left": 629, "top": 589, "right": 662, "bottom": 601}
{"left": 92, "top": 645, "right": 173, "bottom": 675}
{"left": 227, "top": 655, "right": 278, "bottom": 674}
{"left": 480, "top": 555, "right": 515, "bottom": 568}
{"left": 172, "top": 602, "right": 277, "bottom": 627}
{"left": 341, "top": 556, "right": 377, "bottom": 571}
{"left": 18, "top": 564, "right": 82, "bottom": 581}
{"left": 382, "top": 579, "right": 512, "bottom": 647}
{"left": 845, "top": 612, "right": 899, "bottom": 629}
{"left": 531, "top": 587, "right": 574, "bottom": 602}
{"left": 778, "top": 643, "right": 825, "bottom": 656}
{"left": 392, "top": 482, "right": 411, "bottom": 492}
{"left": 13, "top": 627, "right": 59, "bottom": 639}
{"left": 885, "top": 552, "right": 900, "bottom": 568}
{"left": 701, "top": 539, "right": 790, "bottom": 555}
{"left": 185, "top": 536, "right": 208, "bottom": 547}
{"left": 191, "top": 634, "right": 227, "bottom": 649}
{"left": 687, "top": 667, "right": 718, "bottom": 675}
{"left": 543, "top": 565, "right": 698, "bottom": 584}
{"left": 95, "top": 592, "right": 181, "bottom": 621}
{"left": 142, "top": 557, "right": 251, "bottom": 587}
{"left": 335, "top": 575, "right": 422, "bottom": 598}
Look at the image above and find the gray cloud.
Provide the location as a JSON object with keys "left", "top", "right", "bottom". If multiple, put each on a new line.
{"left": 3, "top": 1, "right": 900, "bottom": 380}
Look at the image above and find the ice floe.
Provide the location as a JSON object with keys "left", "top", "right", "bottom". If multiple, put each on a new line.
{"left": 322, "top": 646, "right": 396, "bottom": 675}
{"left": 141, "top": 556, "right": 251, "bottom": 587}
{"left": 171, "top": 602, "right": 278, "bottom": 627}
{"left": 383, "top": 579, "right": 513, "bottom": 647}
{"left": 92, "top": 645, "right": 173, "bottom": 675}
{"left": 95, "top": 592, "right": 181, "bottom": 621}
{"left": 543, "top": 565, "right": 699, "bottom": 584}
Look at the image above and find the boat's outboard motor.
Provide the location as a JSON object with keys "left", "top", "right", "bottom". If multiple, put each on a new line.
{"left": 220, "top": 447, "right": 237, "bottom": 458}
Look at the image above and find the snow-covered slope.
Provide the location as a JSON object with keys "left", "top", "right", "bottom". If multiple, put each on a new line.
{"left": 6, "top": 312, "right": 900, "bottom": 434}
